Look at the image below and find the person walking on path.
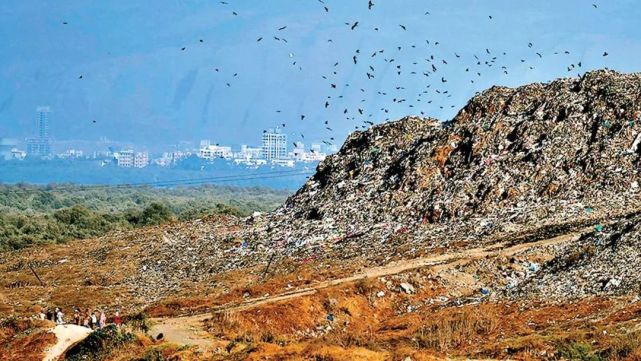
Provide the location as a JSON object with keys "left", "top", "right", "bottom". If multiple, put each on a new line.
{"left": 90, "top": 311, "right": 97, "bottom": 330}
{"left": 73, "top": 308, "right": 80, "bottom": 325}
{"left": 113, "top": 311, "right": 122, "bottom": 329}
{"left": 99, "top": 310, "right": 107, "bottom": 329}
{"left": 55, "top": 308, "right": 64, "bottom": 325}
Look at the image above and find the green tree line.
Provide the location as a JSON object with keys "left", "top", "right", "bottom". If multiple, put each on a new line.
{"left": 0, "top": 184, "right": 288, "bottom": 251}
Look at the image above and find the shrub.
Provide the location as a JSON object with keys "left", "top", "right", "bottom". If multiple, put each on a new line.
{"left": 556, "top": 341, "right": 602, "bottom": 361}
{"left": 139, "top": 203, "right": 174, "bottom": 226}
{"left": 65, "top": 325, "right": 135, "bottom": 361}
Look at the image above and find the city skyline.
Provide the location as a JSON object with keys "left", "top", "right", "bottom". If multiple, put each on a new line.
{"left": 1, "top": 105, "right": 337, "bottom": 155}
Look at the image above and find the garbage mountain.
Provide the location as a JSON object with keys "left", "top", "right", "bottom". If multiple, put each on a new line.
{"left": 126, "top": 70, "right": 641, "bottom": 301}
{"left": 265, "top": 69, "right": 641, "bottom": 251}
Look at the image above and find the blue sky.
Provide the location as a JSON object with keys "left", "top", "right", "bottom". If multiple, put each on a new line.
{"left": 0, "top": 0, "right": 640, "bottom": 151}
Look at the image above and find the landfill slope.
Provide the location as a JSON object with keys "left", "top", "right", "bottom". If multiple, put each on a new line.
{"left": 265, "top": 70, "right": 641, "bottom": 250}
{"left": 122, "top": 70, "right": 641, "bottom": 302}
{"left": 509, "top": 213, "right": 641, "bottom": 300}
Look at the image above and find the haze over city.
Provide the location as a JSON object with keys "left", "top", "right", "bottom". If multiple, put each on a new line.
{"left": 1, "top": 0, "right": 640, "bottom": 151}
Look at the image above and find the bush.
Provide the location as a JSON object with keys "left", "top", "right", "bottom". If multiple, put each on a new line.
{"left": 556, "top": 342, "right": 602, "bottom": 361}
{"left": 139, "top": 202, "right": 174, "bottom": 226}
{"left": 124, "top": 312, "right": 151, "bottom": 333}
{"left": 65, "top": 325, "right": 135, "bottom": 361}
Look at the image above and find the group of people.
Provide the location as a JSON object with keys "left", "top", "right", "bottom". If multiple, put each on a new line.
{"left": 42, "top": 307, "right": 65, "bottom": 325}
{"left": 40, "top": 307, "right": 122, "bottom": 329}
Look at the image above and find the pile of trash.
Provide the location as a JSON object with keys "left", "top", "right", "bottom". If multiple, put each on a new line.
{"left": 508, "top": 213, "right": 641, "bottom": 300}
{"left": 264, "top": 70, "right": 641, "bottom": 251}
{"left": 126, "top": 70, "right": 641, "bottom": 301}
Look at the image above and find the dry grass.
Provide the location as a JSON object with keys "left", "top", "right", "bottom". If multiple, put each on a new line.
{"left": 413, "top": 308, "right": 499, "bottom": 351}
{"left": 0, "top": 318, "right": 56, "bottom": 361}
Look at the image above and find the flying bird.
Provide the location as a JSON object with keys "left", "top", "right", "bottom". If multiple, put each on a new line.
{"left": 368, "top": 0, "right": 374, "bottom": 10}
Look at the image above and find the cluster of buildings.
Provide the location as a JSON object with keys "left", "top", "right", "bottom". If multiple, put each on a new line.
{"left": 115, "top": 149, "right": 149, "bottom": 168}
{"left": 198, "top": 127, "right": 329, "bottom": 167}
{"left": 1, "top": 107, "right": 333, "bottom": 168}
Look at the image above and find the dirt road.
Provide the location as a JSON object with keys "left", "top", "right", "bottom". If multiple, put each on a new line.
{"left": 43, "top": 324, "right": 92, "bottom": 361}
{"left": 148, "top": 227, "right": 587, "bottom": 347}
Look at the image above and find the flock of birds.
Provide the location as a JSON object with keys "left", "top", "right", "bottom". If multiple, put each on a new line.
{"left": 68, "top": 1, "right": 609, "bottom": 149}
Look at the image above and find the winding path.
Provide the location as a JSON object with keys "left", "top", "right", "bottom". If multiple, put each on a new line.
{"left": 148, "top": 228, "right": 588, "bottom": 347}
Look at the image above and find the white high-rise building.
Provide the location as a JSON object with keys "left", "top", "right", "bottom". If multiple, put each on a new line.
{"left": 26, "top": 106, "right": 52, "bottom": 157}
{"left": 262, "top": 127, "right": 287, "bottom": 160}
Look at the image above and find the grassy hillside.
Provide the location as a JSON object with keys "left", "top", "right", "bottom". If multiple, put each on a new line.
{"left": 0, "top": 184, "right": 288, "bottom": 251}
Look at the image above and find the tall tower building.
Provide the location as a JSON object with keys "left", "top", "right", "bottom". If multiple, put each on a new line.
{"left": 27, "top": 106, "right": 52, "bottom": 157}
{"left": 262, "top": 127, "right": 287, "bottom": 160}
{"left": 36, "top": 106, "right": 50, "bottom": 138}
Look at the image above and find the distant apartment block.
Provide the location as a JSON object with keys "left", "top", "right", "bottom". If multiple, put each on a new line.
{"left": 117, "top": 150, "right": 149, "bottom": 168}
{"left": 134, "top": 152, "right": 149, "bottom": 168}
{"left": 262, "top": 128, "right": 287, "bottom": 160}
{"left": 199, "top": 140, "right": 233, "bottom": 159}
{"left": 238, "top": 144, "right": 262, "bottom": 159}
{"left": 117, "top": 150, "right": 134, "bottom": 167}
{"left": 26, "top": 106, "right": 52, "bottom": 158}
{"left": 156, "top": 151, "right": 190, "bottom": 166}
{"left": 291, "top": 141, "right": 326, "bottom": 162}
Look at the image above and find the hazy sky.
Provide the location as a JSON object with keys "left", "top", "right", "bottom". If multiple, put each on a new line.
{"left": 0, "top": 0, "right": 640, "bottom": 150}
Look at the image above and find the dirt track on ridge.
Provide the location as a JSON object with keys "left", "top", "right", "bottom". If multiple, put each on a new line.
{"left": 149, "top": 227, "right": 589, "bottom": 347}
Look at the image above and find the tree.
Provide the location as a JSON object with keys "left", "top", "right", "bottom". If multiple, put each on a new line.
{"left": 139, "top": 202, "right": 174, "bottom": 226}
